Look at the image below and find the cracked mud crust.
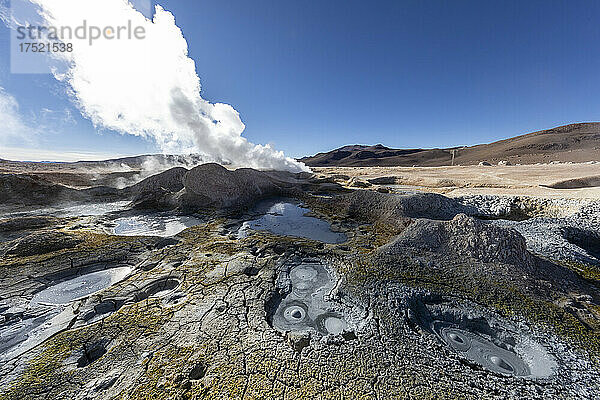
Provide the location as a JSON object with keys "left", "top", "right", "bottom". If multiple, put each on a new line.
{"left": 1, "top": 185, "right": 600, "bottom": 399}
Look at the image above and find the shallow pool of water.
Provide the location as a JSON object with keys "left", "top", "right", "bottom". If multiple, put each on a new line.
{"left": 111, "top": 215, "right": 202, "bottom": 237}
{"left": 57, "top": 201, "right": 131, "bottom": 217}
{"left": 31, "top": 267, "right": 132, "bottom": 306}
{"left": 238, "top": 202, "right": 347, "bottom": 244}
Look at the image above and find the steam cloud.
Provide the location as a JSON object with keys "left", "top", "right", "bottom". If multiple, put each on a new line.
{"left": 26, "top": 0, "right": 309, "bottom": 172}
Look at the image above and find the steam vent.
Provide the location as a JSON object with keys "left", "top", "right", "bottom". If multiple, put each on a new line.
{"left": 1, "top": 163, "right": 600, "bottom": 399}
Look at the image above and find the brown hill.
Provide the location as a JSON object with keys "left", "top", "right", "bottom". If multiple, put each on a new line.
{"left": 300, "top": 123, "right": 600, "bottom": 167}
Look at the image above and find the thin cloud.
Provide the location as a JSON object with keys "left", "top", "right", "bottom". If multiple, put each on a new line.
{"left": 0, "top": 146, "right": 134, "bottom": 162}
{"left": 0, "top": 86, "right": 35, "bottom": 147}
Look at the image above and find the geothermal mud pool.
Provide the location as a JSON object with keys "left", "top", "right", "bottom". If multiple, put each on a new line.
{"left": 1, "top": 267, "right": 132, "bottom": 364}
{"left": 272, "top": 262, "right": 350, "bottom": 335}
{"left": 238, "top": 201, "right": 347, "bottom": 244}
{"left": 433, "top": 321, "right": 532, "bottom": 377}
{"left": 30, "top": 267, "right": 132, "bottom": 306}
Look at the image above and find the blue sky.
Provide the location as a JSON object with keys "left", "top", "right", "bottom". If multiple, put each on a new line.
{"left": 1, "top": 0, "right": 599, "bottom": 161}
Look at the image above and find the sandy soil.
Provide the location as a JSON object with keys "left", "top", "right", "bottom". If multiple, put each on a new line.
{"left": 314, "top": 162, "right": 600, "bottom": 199}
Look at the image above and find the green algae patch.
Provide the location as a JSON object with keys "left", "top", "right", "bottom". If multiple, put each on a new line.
{"left": 125, "top": 346, "right": 198, "bottom": 400}
{"left": 0, "top": 330, "right": 84, "bottom": 400}
{"left": 560, "top": 260, "right": 600, "bottom": 284}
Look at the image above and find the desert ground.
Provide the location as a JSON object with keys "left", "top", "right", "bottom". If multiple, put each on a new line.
{"left": 314, "top": 162, "right": 600, "bottom": 199}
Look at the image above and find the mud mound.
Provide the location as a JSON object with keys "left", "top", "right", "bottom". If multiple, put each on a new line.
{"left": 4, "top": 231, "right": 83, "bottom": 257}
{"left": 315, "top": 190, "right": 471, "bottom": 223}
{"left": 546, "top": 175, "right": 600, "bottom": 189}
{"left": 177, "top": 163, "right": 344, "bottom": 212}
{"left": 180, "top": 164, "right": 286, "bottom": 209}
{"left": 125, "top": 167, "right": 188, "bottom": 195}
{"left": 0, "top": 174, "right": 79, "bottom": 205}
{"left": 380, "top": 213, "right": 533, "bottom": 266}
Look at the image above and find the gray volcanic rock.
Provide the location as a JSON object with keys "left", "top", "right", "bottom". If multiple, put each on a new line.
{"left": 123, "top": 168, "right": 189, "bottom": 209}
{"left": 126, "top": 167, "right": 187, "bottom": 195}
{"left": 367, "top": 176, "right": 397, "bottom": 185}
{"left": 0, "top": 216, "right": 58, "bottom": 232}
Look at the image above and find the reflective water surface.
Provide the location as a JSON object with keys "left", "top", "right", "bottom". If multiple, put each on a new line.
{"left": 31, "top": 267, "right": 132, "bottom": 306}
{"left": 238, "top": 202, "right": 347, "bottom": 244}
{"left": 111, "top": 215, "right": 202, "bottom": 237}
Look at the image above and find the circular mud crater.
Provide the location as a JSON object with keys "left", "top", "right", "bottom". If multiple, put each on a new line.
{"left": 315, "top": 312, "right": 348, "bottom": 335}
{"left": 432, "top": 321, "right": 546, "bottom": 378}
{"left": 283, "top": 302, "right": 309, "bottom": 324}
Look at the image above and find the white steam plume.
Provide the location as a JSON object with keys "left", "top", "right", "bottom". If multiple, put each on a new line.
{"left": 27, "top": 0, "right": 309, "bottom": 172}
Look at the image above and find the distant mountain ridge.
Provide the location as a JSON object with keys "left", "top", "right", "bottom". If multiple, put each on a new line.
{"left": 300, "top": 123, "right": 600, "bottom": 167}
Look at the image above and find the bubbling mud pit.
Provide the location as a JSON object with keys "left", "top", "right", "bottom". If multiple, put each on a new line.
{"left": 415, "top": 300, "right": 558, "bottom": 380}
{"left": 238, "top": 201, "right": 347, "bottom": 244}
{"left": 432, "top": 321, "right": 532, "bottom": 376}
{"left": 271, "top": 262, "right": 351, "bottom": 335}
